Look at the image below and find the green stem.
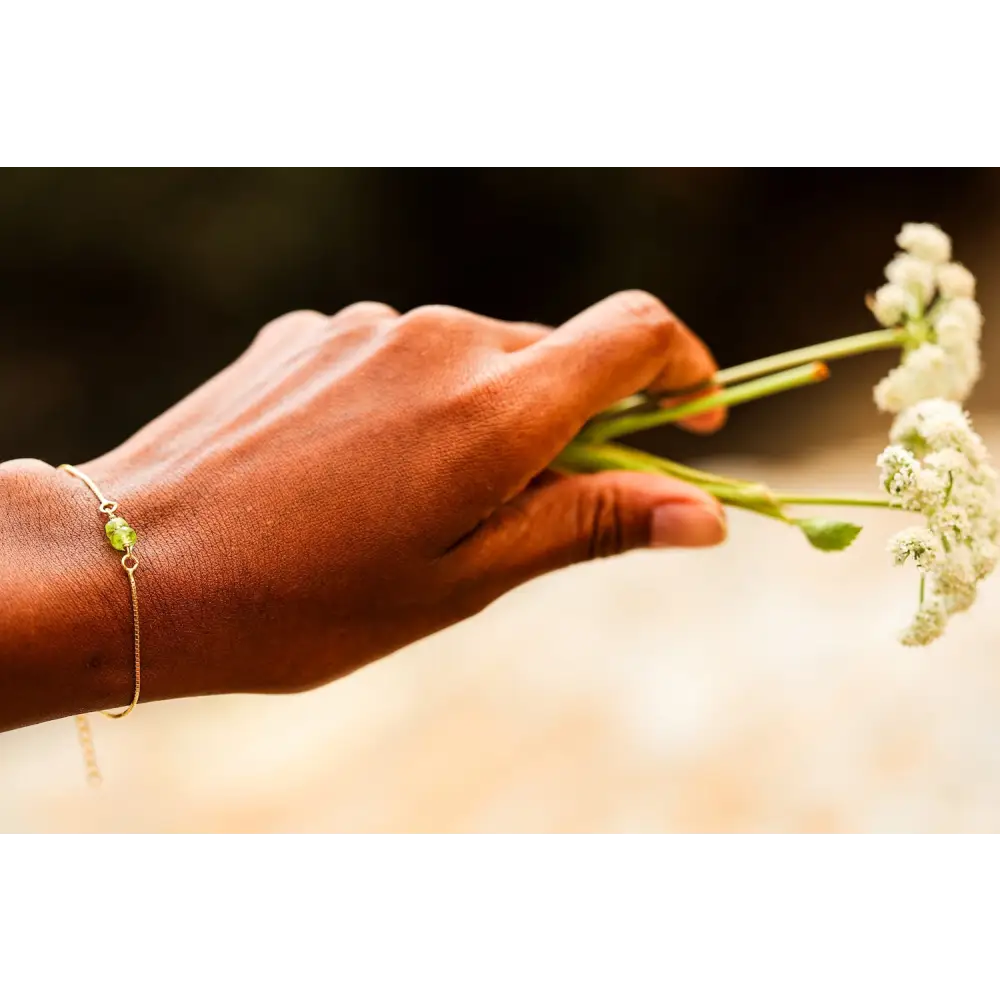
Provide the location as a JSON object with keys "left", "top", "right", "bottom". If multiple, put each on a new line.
{"left": 555, "top": 441, "right": 894, "bottom": 518}
{"left": 594, "top": 327, "right": 906, "bottom": 422}
{"left": 712, "top": 328, "right": 904, "bottom": 385}
{"left": 559, "top": 441, "right": 726, "bottom": 485}
{"left": 772, "top": 494, "right": 892, "bottom": 509}
{"left": 586, "top": 363, "right": 827, "bottom": 443}
{"left": 556, "top": 442, "right": 784, "bottom": 517}
{"left": 559, "top": 441, "right": 760, "bottom": 489}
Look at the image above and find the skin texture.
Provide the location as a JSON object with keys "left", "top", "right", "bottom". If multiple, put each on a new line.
{"left": 0, "top": 291, "right": 726, "bottom": 731}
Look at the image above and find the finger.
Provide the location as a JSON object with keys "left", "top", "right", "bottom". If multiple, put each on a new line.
{"left": 659, "top": 386, "right": 728, "bottom": 434}
{"left": 443, "top": 470, "right": 726, "bottom": 599}
{"left": 645, "top": 312, "right": 718, "bottom": 394}
{"left": 504, "top": 321, "right": 552, "bottom": 350}
{"left": 642, "top": 311, "right": 725, "bottom": 432}
{"left": 516, "top": 290, "right": 724, "bottom": 432}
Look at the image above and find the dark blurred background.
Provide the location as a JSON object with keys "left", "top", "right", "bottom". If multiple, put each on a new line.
{"left": 1, "top": 168, "right": 997, "bottom": 467}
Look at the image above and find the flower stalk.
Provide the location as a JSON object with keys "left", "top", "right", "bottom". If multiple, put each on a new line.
{"left": 556, "top": 441, "right": 891, "bottom": 519}
{"left": 595, "top": 328, "right": 906, "bottom": 423}
{"left": 713, "top": 328, "right": 907, "bottom": 384}
{"left": 584, "top": 362, "right": 829, "bottom": 443}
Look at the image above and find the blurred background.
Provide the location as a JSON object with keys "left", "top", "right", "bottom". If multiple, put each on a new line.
{"left": 2, "top": 167, "right": 1000, "bottom": 832}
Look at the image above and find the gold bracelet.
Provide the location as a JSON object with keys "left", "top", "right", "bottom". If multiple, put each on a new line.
{"left": 59, "top": 464, "right": 142, "bottom": 786}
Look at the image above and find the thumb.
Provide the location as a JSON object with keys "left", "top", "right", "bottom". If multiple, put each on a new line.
{"left": 445, "top": 471, "right": 727, "bottom": 599}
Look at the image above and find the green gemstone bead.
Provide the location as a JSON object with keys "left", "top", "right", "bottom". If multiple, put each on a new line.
{"left": 105, "top": 516, "right": 137, "bottom": 551}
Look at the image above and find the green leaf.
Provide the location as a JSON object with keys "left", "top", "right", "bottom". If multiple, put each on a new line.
{"left": 796, "top": 517, "right": 863, "bottom": 552}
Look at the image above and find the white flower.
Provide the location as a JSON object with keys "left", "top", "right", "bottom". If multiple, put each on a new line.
{"left": 897, "top": 223, "right": 952, "bottom": 264}
{"left": 890, "top": 399, "right": 988, "bottom": 460}
{"left": 974, "top": 539, "right": 1000, "bottom": 579}
{"left": 877, "top": 441, "right": 947, "bottom": 510}
{"left": 871, "top": 283, "right": 909, "bottom": 327}
{"left": 931, "top": 299, "right": 983, "bottom": 351}
{"left": 942, "top": 344, "right": 979, "bottom": 403}
{"left": 899, "top": 598, "right": 948, "bottom": 646}
{"left": 935, "top": 548, "right": 978, "bottom": 610}
{"left": 872, "top": 373, "right": 911, "bottom": 414}
{"left": 936, "top": 298, "right": 983, "bottom": 342}
{"left": 924, "top": 447, "right": 970, "bottom": 477}
{"left": 936, "top": 262, "right": 976, "bottom": 299}
{"left": 869, "top": 227, "right": 982, "bottom": 413}
{"left": 878, "top": 399, "right": 1000, "bottom": 645}
{"left": 866, "top": 227, "right": 992, "bottom": 643}
{"left": 889, "top": 527, "right": 941, "bottom": 570}
{"left": 878, "top": 445, "right": 919, "bottom": 498}
{"left": 885, "top": 253, "right": 936, "bottom": 306}
{"left": 873, "top": 345, "right": 950, "bottom": 413}
{"left": 932, "top": 503, "right": 972, "bottom": 538}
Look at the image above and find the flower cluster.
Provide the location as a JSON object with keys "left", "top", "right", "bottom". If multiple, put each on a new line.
{"left": 571, "top": 220, "right": 995, "bottom": 648}
{"left": 871, "top": 223, "right": 983, "bottom": 413}
{"left": 877, "top": 399, "right": 1000, "bottom": 645}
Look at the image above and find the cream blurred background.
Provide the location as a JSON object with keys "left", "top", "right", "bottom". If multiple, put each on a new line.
{"left": 3, "top": 168, "right": 1000, "bottom": 832}
{"left": 4, "top": 427, "right": 1000, "bottom": 832}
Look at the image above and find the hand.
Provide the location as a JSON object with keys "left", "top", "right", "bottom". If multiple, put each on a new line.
{"left": 12, "top": 291, "right": 726, "bottom": 723}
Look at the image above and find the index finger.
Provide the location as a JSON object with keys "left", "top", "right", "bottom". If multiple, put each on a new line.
{"left": 640, "top": 309, "right": 725, "bottom": 434}
{"left": 518, "top": 290, "right": 726, "bottom": 434}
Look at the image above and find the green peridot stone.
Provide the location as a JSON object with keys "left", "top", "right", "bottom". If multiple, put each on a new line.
{"left": 105, "top": 516, "right": 137, "bottom": 551}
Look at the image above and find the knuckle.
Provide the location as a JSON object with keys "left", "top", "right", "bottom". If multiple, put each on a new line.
{"left": 253, "top": 309, "right": 324, "bottom": 346}
{"left": 281, "top": 308, "right": 327, "bottom": 324}
{"left": 614, "top": 289, "right": 670, "bottom": 323}
{"left": 508, "top": 321, "right": 551, "bottom": 339}
{"left": 329, "top": 301, "right": 397, "bottom": 329}
{"left": 582, "top": 485, "right": 627, "bottom": 561}
{"left": 611, "top": 290, "right": 678, "bottom": 348}
{"left": 255, "top": 304, "right": 399, "bottom": 351}
{"left": 396, "top": 304, "right": 471, "bottom": 334}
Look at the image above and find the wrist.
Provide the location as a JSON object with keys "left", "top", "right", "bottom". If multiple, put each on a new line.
{"left": 0, "top": 458, "right": 165, "bottom": 729}
{"left": 0, "top": 460, "right": 120, "bottom": 727}
{"left": 75, "top": 455, "right": 221, "bottom": 705}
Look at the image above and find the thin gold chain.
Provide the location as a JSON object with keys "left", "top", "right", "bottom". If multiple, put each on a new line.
{"left": 74, "top": 714, "right": 103, "bottom": 787}
{"left": 58, "top": 464, "right": 142, "bottom": 786}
